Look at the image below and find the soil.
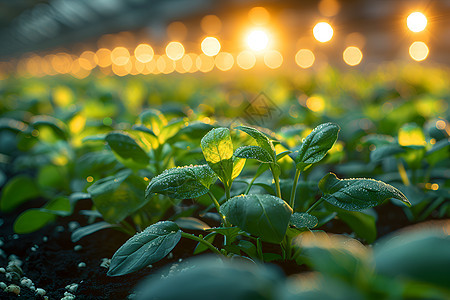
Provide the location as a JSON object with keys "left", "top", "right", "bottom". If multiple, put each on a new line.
{"left": 0, "top": 198, "right": 437, "bottom": 299}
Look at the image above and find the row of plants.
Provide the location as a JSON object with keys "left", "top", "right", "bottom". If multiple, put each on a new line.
{"left": 0, "top": 65, "right": 449, "bottom": 298}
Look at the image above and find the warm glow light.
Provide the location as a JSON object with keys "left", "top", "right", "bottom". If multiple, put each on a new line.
{"left": 167, "top": 22, "right": 187, "bottom": 41}
{"left": 436, "top": 120, "right": 446, "bottom": 130}
{"left": 201, "top": 37, "right": 221, "bottom": 56}
{"left": 112, "top": 58, "right": 132, "bottom": 76}
{"left": 318, "top": 0, "right": 341, "bottom": 17}
{"left": 313, "top": 22, "right": 333, "bottom": 42}
{"left": 71, "top": 59, "right": 91, "bottom": 79}
{"left": 246, "top": 29, "right": 269, "bottom": 51}
{"left": 407, "top": 12, "right": 427, "bottom": 32}
{"left": 184, "top": 53, "right": 198, "bottom": 73}
{"left": 306, "top": 96, "right": 325, "bottom": 112}
{"left": 248, "top": 7, "right": 270, "bottom": 25}
{"left": 295, "top": 49, "right": 315, "bottom": 68}
{"left": 196, "top": 54, "right": 215, "bottom": 73}
{"left": 398, "top": 124, "right": 426, "bottom": 146}
{"left": 343, "top": 46, "right": 363, "bottom": 66}
{"left": 96, "top": 48, "right": 112, "bottom": 67}
{"left": 165, "top": 42, "right": 185, "bottom": 61}
{"left": 111, "top": 47, "right": 130, "bottom": 66}
{"left": 135, "top": 44, "right": 154, "bottom": 63}
{"left": 237, "top": 51, "right": 256, "bottom": 70}
{"left": 409, "top": 41, "right": 429, "bottom": 61}
{"left": 215, "top": 52, "right": 234, "bottom": 71}
{"left": 79, "top": 51, "right": 97, "bottom": 70}
{"left": 264, "top": 50, "right": 283, "bottom": 69}
{"left": 201, "top": 15, "right": 222, "bottom": 34}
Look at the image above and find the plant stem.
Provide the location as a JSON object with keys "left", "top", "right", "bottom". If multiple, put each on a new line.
{"left": 181, "top": 232, "right": 222, "bottom": 256}
{"left": 244, "top": 174, "right": 258, "bottom": 195}
{"left": 306, "top": 197, "right": 325, "bottom": 213}
{"left": 207, "top": 190, "right": 222, "bottom": 214}
{"left": 224, "top": 182, "right": 231, "bottom": 200}
{"left": 397, "top": 160, "right": 411, "bottom": 186}
{"left": 289, "top": 169, "right": 301, "bottom": 208}
{"left": 270, "top": 164, "right": 282, "bottom": 199}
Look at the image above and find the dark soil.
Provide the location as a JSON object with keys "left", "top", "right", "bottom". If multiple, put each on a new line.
{"left": 0, "top": 198, "right": 438, "bottom": 299}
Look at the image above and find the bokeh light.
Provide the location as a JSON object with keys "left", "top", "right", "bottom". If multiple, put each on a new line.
{"left": 201, "top": 37, "right": 221, "bottom": 56}
{"left": 166, "top": 41, "right": 185, "bottom": 61}
{"left": 343, "top": 46, "right": 363, "bottom": 66}
{"left": 134, "top": 44, "right": 154, "bottom": 63}
{"left": 295, "top": 49, "right": 315, "bottom": 68}
{"left": 264, "top": 50, "right": 283, "bottom": 69}
{"left": 248, "top": 7, "right": 270, "bottom": 25}
{"left": 409, "top": 41, "right": 429, "bottom": 61}
{"left": 313, "top": 22, "right": 334, "bottom": 42}
{"left": 318, "top": 0, "right": 341, "bottom": 17}
{"left": 111, "top": 47, "right": 130, "bottom": 66}
{"left": 237, "top": 51, "right": 256, "bottom": 70}
{"left": 96, "top": 48, "right": 112, "bottom": 67}
{"left": 246, "top": 29, "right": 269, "bottom": 51}
{"left": 306, "top": 95, "right": 325, "bottom": 112}
{"left": 407, "top": 12, "right": 427, "bottom": 32}
{"left": 167, "top": 21, "right": 187, "bottom": 41}
{"left": 196, "top": 54, "right": 215, "bottom": 72}
{"left": 201, "top": 15, "right": 222, "bottom": 34}
{"left": 215, "top": 52, "right": 234, "bottom": 71}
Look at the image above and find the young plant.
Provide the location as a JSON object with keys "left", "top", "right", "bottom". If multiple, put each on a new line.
{"left": 107, "top": 123, "right": 411, "bottom": 276}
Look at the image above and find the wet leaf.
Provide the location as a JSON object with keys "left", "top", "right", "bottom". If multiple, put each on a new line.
{"left": 234, "top": 146, "right": 273, "bottom": 163}
{"left": 71, "top": 222, "right": 119, "bottom": 242}
{"left": 292, "top": 123, "right": 340, "bottom": 171}
{"left": 108, "top": 221, "right": 181, "bottom": 276}
{"left": 236, "top": 126, "right": 276, "bottom": 162}
{"left": 319, "top": 173, "right": 411, "bottom": 211}
{"left": 145, "top": 165, "right": 217, "bottom": 200}
{"left": 290, "top": 212, "right": 318, "bottom": 229}
{"left": 201, "top": 128, "right": 234, "bottom": 185}
{"left": 221, "top": 194, "right": 292, "bottom": 244}
{"left": 0, "top": 175, "right": 40, "bottom": 212}
{"left": 105, "top": 131, "right": 149, "bottom": 165}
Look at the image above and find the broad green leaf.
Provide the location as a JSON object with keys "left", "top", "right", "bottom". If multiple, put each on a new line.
{"left": 0, "top": 118, "right": 28, "bottom": 133}
{"left": 108, "top": 221, "right": 181, "bottom": 276}
{"left": 138, "top": 109, "right": 167, "bottom": 136}
{"left": 234, "top": 146, "right": 273, "bottom": 163}
{"left": 426, "top": 138, "right": 450, "bottom": 166}
{"left": 220, "top": 194, "right": 293, "bottom": 243}
{"left": 319, "top": 173, "right": 411, "bottom": 211}
{"left": 360, "top": 134, "right": 395, "bottom": 147}
{"left": 87, "top": 170, "right": 148, "bottom": 223}
{"left": 292, "top": 123, "right": 340, "bottom": 171}
{"left": 0, "top": 175, "right": 40, "bottom": 212}
{"left": 105, "top": 131, "right": 149, "bottom": 165}
{"left": 374, "top": 227, "right": 450, "bottom": 290}
{"left": 290, "top": 212, "right": 318, "bottom": 229}
{"left": 134, "top": 256, "right": 282, "bottom": 300}
{"left": 201, "top": 128, "right": 234, "bottom": 185}
{"left": 168, "top": 122, "right": 214, "bottom": 141}
{"left": 175, "top": 217, "right": 211, "bottom": 230}
{"left": 30, "top": 115, "right": 68, "bottom": 140}
{"left": 131, "top": 125, "right": 156, "bottom": 136}
{"left": 236, "top": 126, "right": 276, "bottom": 161}
{"left": 370, "top": 144, "right": 405, "bottom": 162}
{"left": 232, "top": 157, "right": 246, "bottom": 180}
{"left": 14, "top": 197, "right": 71, "bottom": 234}
{"left": 145, "top": 165, "right": 217, "bottom": 200}
{"left": 71, "top": 222, "right": 119, "bottom": 242}
{"left": 338, "top": 211, "right": 377, "bottom": 243}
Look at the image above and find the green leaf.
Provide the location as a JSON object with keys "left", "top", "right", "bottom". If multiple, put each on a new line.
{"left": 201, "top": 128, "right": 234, "bottom": 185}
{"left": 236, "top": 126, "right": 276, "bottom": 162}
{"left": 134, "top": 256, "right": 282, "bottom": 300}
{"left": 338, "top": 211, "right": 377, "bottom": 243}
{"left": 108, "top": 221, "right": 181, "bottom": 276}
{"left": 232, "top": 157, "right": 246, "bottom": 180}
{"left": 71, "top": 222, "right": 119, "bottom": 242}
{"left": 30, "top": 115, "right": 68, "bottom": 140}
{"left": 234, "top": 146, "right": 273, "bottom": 163}
{"left": 105, "top": 131, "right": 149, "bottom": 165}
{"left": 319, "top": 173, "right": 411, "bottom": 211}
{"left": 370, "top": 144, "right": 405, "bottom": 162}
{"left": 290, "top": 212, "right": 318, "bottom": 229}
{"left": 374, "top": 227, "right": 450, "bottom": 290}
{"left": 87, "top": 170, "right": 148, "bottom": 223}
{"left": 220, "top": 194, "right": 293, "bottom": 243}
{"left": 292, "top": 123, "right": 340, "bottom": 171}
{"left": 14, "top": 197, "right": 71, "bottom": 234}
{"left": 138, "top": 109, "right": 167, "bottom": 136}
{"left": 175, "top": 217, "right": 211, "bottom": 231}
{"left": 145, "top": 165, "right": 217, "bottom": 200}
{"left": 0, "top": 118, "right": 28, "bottom": 133}
{"left": 0, "top": 175, "right": 40, "bottom": 212}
